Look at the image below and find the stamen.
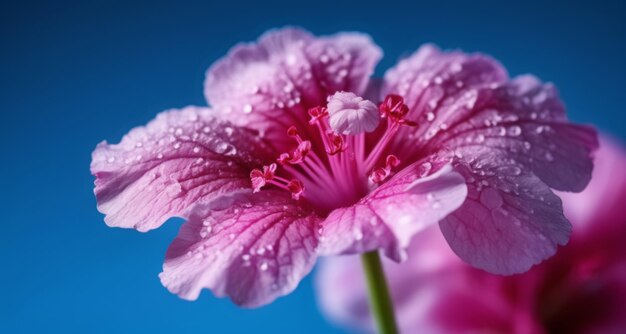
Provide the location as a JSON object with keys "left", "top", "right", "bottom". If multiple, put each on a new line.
{"left": 277, "top": 140, "right": 311, "bottom": 165}
{"left": 364, "top": 95, "right": 417, "bottom": 171}
{"left": 287, "top": 179, "right": 304, "bottom": 200}
{"left": 308, "top": 106, "right": 328, "bottom": 125}
{"left": 250, "top": 93, "right": 415, "bottom": 208}
{"left": 326, "top": 133, "right": 346, "bottom": 155}
{"left": 379, "top": 94, "right": 417, "bottom": 126}
{"left": 250, "top": 163, "right": 277, "bottom": 192}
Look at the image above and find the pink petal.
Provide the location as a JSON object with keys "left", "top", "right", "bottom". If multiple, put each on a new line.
{"left": 439, "top": 147, "right": 572, "bottom": 275}
{"left": 558, "top": 136, "right": 626, "bottom": 229}
{"left": 318, "top": 162, "right": 467, "bottom": 261}
{"left": 316, "top": 225, "right": 528, "bottom": 333}
{"left": 159, "top": 190, "right": 320, "bottom": 307}
{"left": 316, "top": 137, "right": 626, "bottom": 334}
{"left": 327, "top": 91, "right": 380, "bottom": 135}
{"left": 380, "top": 44, "right": 508, "bottom": 160}
{"left": 439, "top": 75, "right": 598, "bottom": 192}
{"left": 91, "top": 106, "right": 272, "bottom": 232}
{"left": 204, "top": 27, "right": 382, "bottom": 151}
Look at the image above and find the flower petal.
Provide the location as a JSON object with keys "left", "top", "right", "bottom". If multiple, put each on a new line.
{"left": 381, "top": 44, "right": 508, "bottom": 159}
{"left": 159, "top": 190, "right": 320, "bottom": 307}
{"left": 91, "top": 106, "right": 272, "bottom": 231}
{"left": 440, "top": 148, "right": 572, "bottom": 275}
{"left": 438, "top": 75, "right": 598, "bottom": 192}
{"left": 204, "top": 27, "right": 382, "bottom": 150}
{"left": 318, "top": 162, "right": 467, "bottom": 261}
{"left": 559, "top": 137, "right": 626, "bottom": 231}
{"left": 316, "top": 225, "right": 540, "bottom": 334}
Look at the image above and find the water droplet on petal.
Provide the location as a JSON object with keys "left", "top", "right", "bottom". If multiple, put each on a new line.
{"left": 353, "top": 228, "right": 363, "bottom": 241}
{"left": 418, "top": 162, "right": 432, "bottom": 177}
{"left": 166, "top": 181, "right": 183, "bottom": 198}
{"left": 215, "top": 142, "right": 237, "bottom": 155}
{"left": 508, "top": 126, "right": 522, "bottom": 136}
{"left": 260, "top": 262, "right": 269, "bottom": 271}
{"left": 243, "top": 104, "right": 253, "bottom": 114}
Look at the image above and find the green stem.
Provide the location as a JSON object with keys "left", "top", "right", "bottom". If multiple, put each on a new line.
{"left": 360, "top": 250, "right": 399, "bottom": 334}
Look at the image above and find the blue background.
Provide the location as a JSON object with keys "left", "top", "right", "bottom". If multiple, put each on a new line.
{"left": 1, "top": 0, "right": 624, "bottom": 332}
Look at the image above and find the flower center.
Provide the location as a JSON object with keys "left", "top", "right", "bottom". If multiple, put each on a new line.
{"left": 250, "top": 93, "right": 416, "bottom": 212}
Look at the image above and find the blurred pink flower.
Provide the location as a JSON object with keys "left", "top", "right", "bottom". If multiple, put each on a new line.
{"left": 316, "top": 137, "right": 625, "bottom": 333}
{"left": 91, "top": 27, "right": 596, "bottom": 307}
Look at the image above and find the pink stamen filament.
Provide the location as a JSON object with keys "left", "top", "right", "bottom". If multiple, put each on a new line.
{"left": 249, "top": 94, "right": 415, "bottom": 208}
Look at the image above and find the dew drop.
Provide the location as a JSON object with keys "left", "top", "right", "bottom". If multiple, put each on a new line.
{"left": 426, "top": 112, "right": 435, "bottom": 121}
{"left": 418, "top": 162, "right": 432, "bottom": 177}
{"left": 498, "top": 165, "right": 522, "bottom": 176}
{"left": 166, "top": 181, "right": 183, "bottom": 198}
{"left": 202, "top": 217, "right": 215, "bottom": 226}
{"left": 260, "top": 262, "right": 269, "bottom": 271}
{"left": 507, "top": 126, "right": 522, "bottom": 136}
{"left": 200, "top": 225, "right": 212, "bottom": 238}
{"left": 283, "top": 83, "right": 294, "bottom": 93}
{"left": 243, "top": 104, "right": 253, "bottom": 114}
{"left": 215, "top": 142, "right": 236, "bottom": 155}
{"left": 285, "top": 53, "right": 297, "bottom": 66}
{"left": 353, "top": 228, "right": 363, "bottom": 241}
{"left": 224, "top": 127, "right": 234, "bottom": 136}
{"left": 535, "top": 126, "right": 545, "bottom": 134}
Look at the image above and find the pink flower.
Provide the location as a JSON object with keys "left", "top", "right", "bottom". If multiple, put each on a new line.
{"left": 316, "top": 137, "right": 625, "bottom": 334}
{"left": 91, "top": 27, "right": 597, "bottom": 307}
